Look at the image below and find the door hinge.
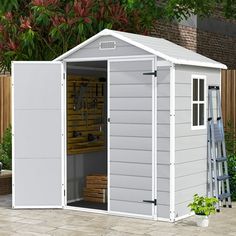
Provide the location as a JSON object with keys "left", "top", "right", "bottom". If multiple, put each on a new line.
{"left": 64, "top": 189, "right": 66, "bottom": 196}
{"left": 143, "top": 199, "right": 157, "bottom": 205}
{"left": 107, "top": 118, "right": 111, "bottom": 123}
{"left": 143, "top": 70, "right": 157, "bottom": 77}
{"left": 63, "top": 73, "right": 66, "bottom": 80}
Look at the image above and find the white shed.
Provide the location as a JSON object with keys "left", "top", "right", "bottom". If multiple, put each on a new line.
{"left": 12, "top": 29, "right": 226, "bottom": 222}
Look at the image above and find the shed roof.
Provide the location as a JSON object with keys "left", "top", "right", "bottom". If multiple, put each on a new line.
{"left": 55, "top": 29, "right": 227, "bottom": 69}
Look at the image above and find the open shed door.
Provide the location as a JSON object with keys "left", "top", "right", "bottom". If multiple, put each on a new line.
{"left": 109, "top": 58, "right": 156, "bottom": 217}
{"left": 12, "top": 62, "right": 64, "bottom": 208}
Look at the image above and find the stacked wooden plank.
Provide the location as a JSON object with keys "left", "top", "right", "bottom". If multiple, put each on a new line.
{"left": 83, "top": 174, "right": 107, "bottom": 203}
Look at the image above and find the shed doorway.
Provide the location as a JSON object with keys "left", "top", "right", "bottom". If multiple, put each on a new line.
{"left": 66, "top": 61, "right": 108, "bottom": 211}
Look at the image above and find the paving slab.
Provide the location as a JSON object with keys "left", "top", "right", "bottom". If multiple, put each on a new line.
{"left": 0, "top": 195, "right": 235, "bottom": 236}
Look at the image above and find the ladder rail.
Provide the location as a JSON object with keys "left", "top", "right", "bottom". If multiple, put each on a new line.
{"left": 207, "top": 120, "right": 213, "bottom": 197}
{"left": 216, "top": 90, "right": 232, "bottom": 207}
{"left": 208, "top": 89, "right": 220, "bottom": 211}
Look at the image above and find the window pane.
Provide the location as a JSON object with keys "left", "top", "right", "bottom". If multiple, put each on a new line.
{"left": 193, "top": 104, "right": 198, "bottom": 126}
{"left": 199, "top": 104, "right": 204, "bottom": 125}
{"left": 199, "top": 79, "right": 205, "bottom": 101}
{"left": 193, "top": 79, "right": 198, "bottom": 101}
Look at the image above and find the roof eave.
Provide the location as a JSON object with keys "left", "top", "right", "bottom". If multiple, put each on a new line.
{"left": 173, "top": 59, "right": 227, "bottom": 69}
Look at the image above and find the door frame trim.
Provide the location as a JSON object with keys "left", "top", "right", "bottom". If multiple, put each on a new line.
{"left": 63, "top": 59, "right": 109, "bottom": 213}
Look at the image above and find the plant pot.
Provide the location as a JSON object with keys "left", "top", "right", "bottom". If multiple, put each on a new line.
{"left": 196, "top": 215, "right": 209, "bottom": 227}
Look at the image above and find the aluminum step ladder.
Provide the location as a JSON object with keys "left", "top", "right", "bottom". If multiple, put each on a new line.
{"left": 207, "top": 85, "right": 232, "bottom": 211}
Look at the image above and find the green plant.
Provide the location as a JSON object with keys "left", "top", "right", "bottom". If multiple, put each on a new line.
{"left": 188, "top": 194, "right": 218, "bottom": 216}
{"left": 1, "top": 1, "right": 236, "bottom": 73}
{"left": 224, "top": 121, "right": 236, "bottom": 201}
{"left": 0, "top": 126, "right": 12, "bottom": 170}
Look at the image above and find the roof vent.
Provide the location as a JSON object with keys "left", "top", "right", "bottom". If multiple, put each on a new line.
{"left": 99, "top": 41, "right": 116, "bottom": 50}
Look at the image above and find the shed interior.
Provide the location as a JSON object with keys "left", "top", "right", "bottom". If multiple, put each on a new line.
{"left": 66, "top": 61, "right": 108, "bottom": 210}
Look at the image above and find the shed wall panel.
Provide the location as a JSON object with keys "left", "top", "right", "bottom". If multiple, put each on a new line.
{"left": 110, "top": 124, "right": 152, "bottom": 137}
{"left": 157, "top": 124, "right": 170, "bottom": 137}
{"left": 110, "top": 200, "right": 152, "bottom": 216}
{"left": 110, "top": 110, "right": 151, "bottom": 124}
{"left": 156, "top": 67, "right": 171, "bottom": 219}
{"left": 110, "top": 84, "right": 152, "bottom": 97}
{"left": 110, "top": 149, "right": 152, "bottom": 164}
{"left": 110, "top": 98, "right": 152, "bottom": 111}
{"left": 110, "top": 162, "right": 152, "bottom": 177}
{"left": 66, "top": 36, "right": 150, "bottom": 59}
{"left": 110, "top": 175, "right": 152, "bottom": 191}
{"left": 157, "top": 205, "right": 170, "bottom": 219}
{"left": 110, "top": 188, "right": 151, "bottom": 203}
{"left": 108, "top": 71, "right": 152, "bottom": 84}
{"left": 174, "top": 65, "right": 221, "bottom": 219}
{"left": 110, "top": 136, "right": 152, "bottom": 151}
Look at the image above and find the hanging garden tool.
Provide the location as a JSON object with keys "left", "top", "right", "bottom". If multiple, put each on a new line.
{"left": 72, "top": 82, "right": 79, "bottom": 111}
{"left": 99, "top": 77, "right": 106, "bottom": 97}
{"left": 78, "top": 82, "right": 88, "bottom": 110}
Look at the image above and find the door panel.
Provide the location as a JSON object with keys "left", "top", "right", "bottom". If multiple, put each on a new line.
{"left": 109, "top": 58, "right": 154, "bottom": 217}
{"left": 12, "top": 62, "right": 63, "bottom": 208}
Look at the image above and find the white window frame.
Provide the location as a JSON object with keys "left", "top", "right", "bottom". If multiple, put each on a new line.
{"left": 191, "top": 74, "right": 207, "bottom": 130}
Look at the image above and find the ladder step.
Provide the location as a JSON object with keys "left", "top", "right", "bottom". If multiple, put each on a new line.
{"left": 217, "top": 175, "right": 229, "bottom": 181}
{"left": 216, "top": 156, "right": 227, "bottom": 162}
{"left": 214, "top": 125, "right": 224, "bottom": 142}
{"left": 218, "top": 193, "right": 231, "bottom": 201}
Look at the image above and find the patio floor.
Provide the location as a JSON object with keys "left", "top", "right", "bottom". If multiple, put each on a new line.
{"left": 0, "top": 195, "right": 235, "bottom": 236}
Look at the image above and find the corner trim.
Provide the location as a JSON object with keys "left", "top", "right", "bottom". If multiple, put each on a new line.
{"left": 170, "top": 64, "right": 176, "bottom": 222}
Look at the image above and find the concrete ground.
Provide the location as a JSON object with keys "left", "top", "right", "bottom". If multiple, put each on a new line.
{"left": 0, "top": 195, "right": 235, "bottom": 236}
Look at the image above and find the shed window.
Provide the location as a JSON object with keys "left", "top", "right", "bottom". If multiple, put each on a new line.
{"left": 192, "top": 75, "right": 206, "bottom": 129}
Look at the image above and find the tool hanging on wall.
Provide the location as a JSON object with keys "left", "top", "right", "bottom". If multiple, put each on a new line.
{"left": 72, "top": 131, "right": 82, "bottom": 138}
{"left": 78, "top": 82, "right": 88, "bottom": 110}
{"left": 72, "top": 82, "right": 79, "bottom": 111}
{"left": 99, "top": 77, "right": 106, "bottom": 97}
{"left": 72, "top": 81, "right": 88, "bottom": 111}
{"left": 88, "top": 133, "right": 99, "bottom": 142}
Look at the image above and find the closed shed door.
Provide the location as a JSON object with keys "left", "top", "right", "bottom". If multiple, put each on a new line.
{"left": 12, "top": 62, "right": 63, "bottom": 208}
{"left": 109, "top": 58, "right": 155, "bottom": 217}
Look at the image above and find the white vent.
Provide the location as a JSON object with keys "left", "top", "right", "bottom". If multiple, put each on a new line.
{"left": 99, "top": 41, "right": 116, "bottom": 50}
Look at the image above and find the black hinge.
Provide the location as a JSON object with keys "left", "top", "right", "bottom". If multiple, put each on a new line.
{"left": 107, "top": 118, "right": 111, "bottom": 123}
{"left": 143, "top": 199, "right": 157, "bottom": 205}
{"left": 143, "top": 71, "right": 157, "bottom": 77}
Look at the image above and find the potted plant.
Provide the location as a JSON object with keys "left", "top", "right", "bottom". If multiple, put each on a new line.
{"left": 188, "top": 194, "right": 218, "bottom": 227}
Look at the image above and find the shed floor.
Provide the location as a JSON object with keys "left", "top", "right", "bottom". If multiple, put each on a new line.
{"left": 67, "top": 200, "right": 107, "bottom": 210}
{"left": 0, "top": 194, "right": 235, "bottom": 236}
